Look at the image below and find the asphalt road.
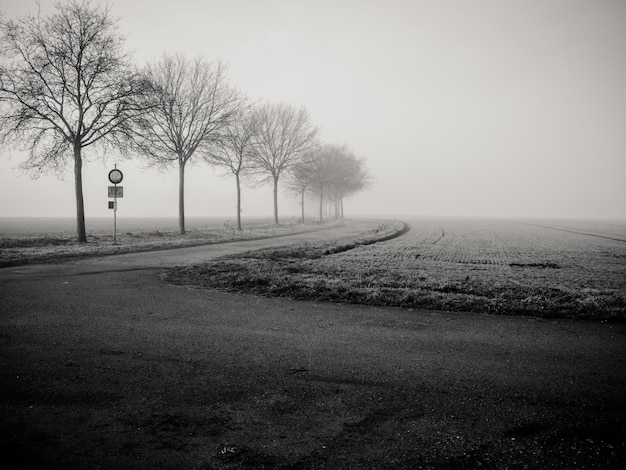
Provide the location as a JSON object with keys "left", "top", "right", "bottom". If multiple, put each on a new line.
{"left": 65, "top": 218, "right": 387, "bottom": 268}
{"left": 1, "top": 220, "right": 625, "bottom": 468}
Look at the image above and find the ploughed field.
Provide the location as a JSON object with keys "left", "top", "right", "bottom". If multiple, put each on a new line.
{"left": 167, "top": 218, "right": 626, "bottom": 321}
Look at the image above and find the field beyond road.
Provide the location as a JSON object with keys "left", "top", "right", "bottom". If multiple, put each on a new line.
{"left": 167, "top": 218, "right": 626, "bottom": 322}
{"left": 1, "top": 217, "right": 625, "bottom": 468}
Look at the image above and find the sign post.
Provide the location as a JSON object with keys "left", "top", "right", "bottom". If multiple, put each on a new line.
{"left": 108, "top": 165, "right": 124, "bottom": 245}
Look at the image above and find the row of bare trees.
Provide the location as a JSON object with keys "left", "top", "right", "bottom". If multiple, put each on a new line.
{"left": 207, "top": 102, "right": 322, "bottom": 231}
{"left": 286, "top": 144, "right": 370, "bottom": 224}
{"left": 0, "top": 1, "right": 369, "bottom": 241}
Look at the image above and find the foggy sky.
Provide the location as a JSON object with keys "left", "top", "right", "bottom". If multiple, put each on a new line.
{"left": 1, "top": 0, "right": 625, "bottom": 220}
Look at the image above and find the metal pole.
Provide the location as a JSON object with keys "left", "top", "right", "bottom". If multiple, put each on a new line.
{"left": 113, "top": 183, "right": 118, "bottom": 245}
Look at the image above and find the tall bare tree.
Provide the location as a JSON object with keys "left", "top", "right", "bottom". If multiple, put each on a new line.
{"left": 284, "top": 150, "right": 317, "bottom": 224}
{"left": 330, "top": 149, "right": 371, "bottom": 219}
{"left": 303, "top": 143, "right": 343, "bottom": 222}
{"left": 205, "top": 105, "right": 257, "bottom": 230}
{"left": 250, "top": 102, "right": 317, "bottom": 225}
{"left": 0, "top": 0, "right": 153, "bottom": 242}
{"left": 131, "top": 54, "right": 241, "bottom": 234}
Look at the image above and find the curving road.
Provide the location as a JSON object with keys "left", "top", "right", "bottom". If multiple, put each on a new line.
{"left": 62, "top": 218, "right": 387, "bottom": 269}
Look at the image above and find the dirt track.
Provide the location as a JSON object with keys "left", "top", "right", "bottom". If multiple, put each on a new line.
{"left": 1, "top": 219, "right": 625, "bottom": 469}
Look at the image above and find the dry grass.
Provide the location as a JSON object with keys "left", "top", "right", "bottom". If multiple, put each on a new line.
{"left": 166, "top": 218, "right": 626, "bottom": 322}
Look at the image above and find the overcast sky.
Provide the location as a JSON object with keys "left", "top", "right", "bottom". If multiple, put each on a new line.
{"left": 1, "top": 0, "right": 625, "bottom": 220}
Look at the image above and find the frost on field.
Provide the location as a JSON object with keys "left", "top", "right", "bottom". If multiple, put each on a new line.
{"left": 164, "top": 218, "right": 626, "bottom": 320}
{"left": 278, "top": 219, "right": 626, "bottom": 320}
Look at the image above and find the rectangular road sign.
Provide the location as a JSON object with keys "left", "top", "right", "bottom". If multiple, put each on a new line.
{"left": 108, "top": 186, "right": 123, "bottom": 198}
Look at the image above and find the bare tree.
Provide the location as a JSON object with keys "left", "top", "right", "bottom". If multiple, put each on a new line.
{"left": 306, "top": 143, "right": 343, "bottom": 222}
{"left": 330, "top": 149, "right": 371, "bottom": 219}
{"left": 131, "top": 54, "right": 241, "bottom": 234}
{"left": 0, "top": 0, "right": 153, "bottom": 242}
{"left": 205, "top": 104, "right": 257, "bottom": 230}
{"left": 284, "top": 151, "right": 317, "bottom": 224}
{"left": 250, "top": 102, "right": 317, "bottom": 225}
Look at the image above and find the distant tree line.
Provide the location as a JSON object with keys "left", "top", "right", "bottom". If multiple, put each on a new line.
{"left": 0, "top": 1, "right": 370, "bottom": 241}
{"left": 286, "top": 143, "right": 370, "bottom": 224}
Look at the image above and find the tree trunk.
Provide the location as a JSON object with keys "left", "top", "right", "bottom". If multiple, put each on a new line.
{"left": 178, "top": 159, "right": 186, "bottom": 235}
{"left": 273, "top": 174, "right": 279, "bottom": 225}
{"left": 300, "top": 190, "right": 305, "bottom": 224}
{"left": 74, "top": 144, "right": 87, "bottom": 243}
{"left": 340, "top": 196, "right": 344, "bottom": 218}
{"left": 319, "top": 186, "right": 324, "bottom": 223}
{"left": 235, "top": 172, "right": 242, "bottom": 231}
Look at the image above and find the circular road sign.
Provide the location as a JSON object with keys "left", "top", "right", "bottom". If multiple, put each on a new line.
{"left": 108, "top": 168, "right": 123, "bottom": 184}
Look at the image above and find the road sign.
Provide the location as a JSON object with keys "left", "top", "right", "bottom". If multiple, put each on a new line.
{"left": 108, "top": 186, "right": 123, "bottom": 198}
{"left": 108, "top": 168, "right": 123, "bottom": 184}
{"left": 107, "top": 167, "right": 124, "bottom": 245}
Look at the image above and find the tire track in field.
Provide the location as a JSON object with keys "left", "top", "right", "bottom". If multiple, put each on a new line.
{"left": 524, "top": 223, "right": 626, "bottom": 243}
{"left": 432, "top": 226, "right": 445, "bottom": 244}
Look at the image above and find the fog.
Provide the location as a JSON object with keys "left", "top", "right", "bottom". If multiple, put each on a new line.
{"left": 1, "top": 0, "right": 625, "bottom": 220}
